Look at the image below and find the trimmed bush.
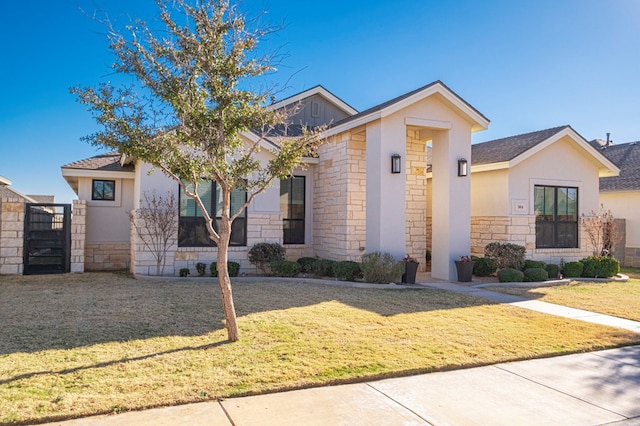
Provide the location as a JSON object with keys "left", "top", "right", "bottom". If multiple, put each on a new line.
{"left": 497, "top": 268, "right": 524, "bottom": 283}
{"left": 312, "top": 259, "right": 337, "bottom": 277}
{"left": 563, "top": 261, "right": 584, "bottom": 278}
{"left": 523, "top": 260, "right": 545, "bottom": 270}
{"left": 179, "top": 268, "right": 190, "bottom": 277}
{"left": 210, "top": 261, "right": 240, "bottom": 277}
{"left": 472, "top": 257, "right": 497, "bottom": 277}
{"left": 545, "top": 264, "right": 560, "bottom": 279}
{"left": 580, "top": 256, "right": 620, "bottom": 278}
{"left": 248, "top": 242, "right": 285, "bottom": 274}
{"left": 484, "top": 242, "right": 526, "bottom": 270}
{"left": 296, "top": 257, "right": 318, "bottom": 273}
{"left": 270, "top": 260, "right": 301, "bottom": 277}
{"left": 360, "top": 252, "right": 404, "bottom": 284}
{"left": 333, "top": 261, "right": 361, "bottom": 282}
{"left": 524, "top": 267, "right": 548, "bottom": 282}
{"left": 195, "top": 262, "right": 207, "bottom": 277}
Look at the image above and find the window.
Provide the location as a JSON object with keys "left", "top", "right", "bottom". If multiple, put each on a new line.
{"left": 178, "top": 182, "right": 247, "bottom": 247}
{"left": 92, "top": 180, "right": 115, "bottom": 201}
{"left": 534, "top": 185, "right": 578, "bottom": 248}
{"left": 280, "top": 176, "right": 305, "bottom": 244}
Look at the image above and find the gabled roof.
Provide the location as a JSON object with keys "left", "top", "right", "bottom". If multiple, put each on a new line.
{"left": 0, "top": 175, "right": 11, "bottom": 186}
{"left": 268, "top": 85, "right": 358, "bottom": 116}
{"left": 472, "top": 125, "right": 619, "bottom": 177}
{"left": 62, "top": 152, "right": 134, "bottom": 173}
{"left": 594, "top": 141, "right": 640, "bottom": 191}
{"left": 325, "top": 80, "right": 490, "bottom": 137}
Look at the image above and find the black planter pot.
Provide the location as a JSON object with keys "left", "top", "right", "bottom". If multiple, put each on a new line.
{"left": 402, "top": 261, "right": 419, "bottom": 284}
{"left": 455, "top": 260, "right": 475, "bottom": 282}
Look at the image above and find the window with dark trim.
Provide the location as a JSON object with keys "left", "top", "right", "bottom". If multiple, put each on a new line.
{"left": 280, "top": 176, "right": 305, "bottom": 244}
{"left": 178, "top": 182, "right": 247, "bottom": 247}
{"left": 92, "top": 179, "right": 115, "bottom": 201}
{"left": 534, "top": 185, "right": 578, "bottom": 248}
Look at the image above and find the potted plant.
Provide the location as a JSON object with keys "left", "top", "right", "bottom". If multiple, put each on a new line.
{"left": 454, "top": 256, "right": 474, "bottom": 282}
{"left": 401, "top": 254, "right": 420, "bottom": 284}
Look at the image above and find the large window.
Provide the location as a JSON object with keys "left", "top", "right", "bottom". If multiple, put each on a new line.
{"left": 178, "top": 182, "right": 246, "bottom": 247}
{"left": 280, "top": 176, "right": 305, "bottom": 244}
{"left": 534, "top": 185, "right": 578, "bottom": 248}
{"left": 92, "top": 179, "right": 115, "bottom": 201}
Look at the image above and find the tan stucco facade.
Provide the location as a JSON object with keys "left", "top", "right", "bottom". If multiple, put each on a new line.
{"left": 600, "top": 191, "right": 640, "bottom": 266}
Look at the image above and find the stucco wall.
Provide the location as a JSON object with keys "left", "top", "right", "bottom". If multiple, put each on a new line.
{"left": 470, "top": 169, "right": 509, "bottom": 216}
{"left": 600, "top": 191, "right": 640, "bottom": 266}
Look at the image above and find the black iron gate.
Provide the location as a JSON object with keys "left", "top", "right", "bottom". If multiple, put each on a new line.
{"left": 23, "top": 203, "right": 71, "bottom": 274}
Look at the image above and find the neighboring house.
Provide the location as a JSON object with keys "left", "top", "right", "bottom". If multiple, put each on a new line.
{"left": 592, "top": 140, "right": 640, "bottom": 266}
{"left": 426, "top": 125, "right": 620, "bottom": 265}
{"left": 62, "top": 81, "right": 490, "bottom": 280}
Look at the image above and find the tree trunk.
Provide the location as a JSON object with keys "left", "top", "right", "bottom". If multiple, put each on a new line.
{"left": 217, "top": 221, "right": 239, "bottom": 341}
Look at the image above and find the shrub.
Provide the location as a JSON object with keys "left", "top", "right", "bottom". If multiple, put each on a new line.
{"left": 359, "top": 252, "right": 404, "bottom": 284}
{"left": 195, "top": 262, "right": 206, "bottom": 277}
{"left": 333, "top": 261, "right": 361, "bottom": 281}
{"left": 472, "top": 257, "right": 497, "bottom": 277}
{"left": 524, "top": 268, "right": 548, "bottom": 282}
{"left": 563, "top": 261, "right": 584, "bottom": 278}
{"left": 580, "top": 256, "right": 620, "bottom": 278}
{"left": 425, "top": 250, "right": 432, "bottom": 263}
{"left": 179, "top": 267, "right": 190, "bottom": 277}
{"left": 248, "top": 242, "right": 285, "bottom": 274}
{"left": 210, "top": 261, "right": 240, "bottom": 277}
{"left": 270, "top": 260, "right": 301, "bottom": 277}
{"left": 497, "top": 268, "right": 524, "bottom": 283}
{"left": 312, "top": 259, "right": 337, "bottom": 277}
{"left": 545, "top": 264, "right": 560, "bottom": 279}
{"left": 484, "top": 242, "right": 526, "bottom": 270}
{"left": 523, "top": 259, "right": 545, "bottom": 271}
{"left": 296, "top": 257, "right": 318, "bottom": 273}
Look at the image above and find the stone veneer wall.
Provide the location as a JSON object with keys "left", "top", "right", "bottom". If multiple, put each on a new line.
{"left": 130, "top": 211, "right": 284, "bottom": 276}
{"left": 0, "top": 197, "right": 24, "bottom": 274}
{"left": 70, "top": 200, "right": 86, "bottom": 273}
{"left": 469, "top": 216, "right": 592, "bottom": 264}
{"left": 405, "top": 131, "right": 427, "bottom": 270}
{"left": 313, "top": 134, "right": 366, "bottom": 261}
{"left": 84, "top": 243, "right": 130, "bottom": 271}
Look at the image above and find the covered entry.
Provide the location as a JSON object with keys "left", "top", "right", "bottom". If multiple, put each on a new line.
{"left": 23, "top": 203, "right": 71, "bottom": 274}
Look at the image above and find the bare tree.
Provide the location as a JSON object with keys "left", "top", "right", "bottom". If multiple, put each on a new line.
{"left": 582, "top": 204, "right": 619, "bottom": 257}
{"left": 130, "top": 190, "right": 178, "bottom": 276}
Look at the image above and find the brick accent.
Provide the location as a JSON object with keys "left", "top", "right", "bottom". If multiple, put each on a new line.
{"left": 624, "top": 247, "right": 640, "bottom": 267}
{"left": 71, "top": 200, "right": 86, "bottom": 272}
{"left": 0, "top": 197, "right": 24, "bottom": 274}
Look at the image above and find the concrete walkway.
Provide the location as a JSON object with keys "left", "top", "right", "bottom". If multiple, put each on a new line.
{"left": 47, "top": 281, "right": 640, "bottom": 426}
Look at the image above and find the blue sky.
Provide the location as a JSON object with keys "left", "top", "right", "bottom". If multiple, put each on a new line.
{"left": 1, "top": 0, "right": 639, "bottom": 204}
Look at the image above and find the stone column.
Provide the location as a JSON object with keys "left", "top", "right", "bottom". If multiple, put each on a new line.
{"left": 70, "top": 200, "right": 86, "bottom": 273}
{"left": 0, "top": 197, "right": 25, "bottom": 275}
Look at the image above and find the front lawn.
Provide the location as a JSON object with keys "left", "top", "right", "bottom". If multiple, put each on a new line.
{"left": 1, "top": 273, "right": 638, "bottom": 424}
{"left": 489, "top": 278, "right": 640, "bottom": 322}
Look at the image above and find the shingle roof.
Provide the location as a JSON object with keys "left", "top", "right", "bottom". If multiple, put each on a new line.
{"left": 472, "top": 125, "right": 571, "bottom": 165}
{"left": 595, "top": 142, "right": 640, "bottom": 191}
{"left": 62, "top": 152, "right": 133, "bottom": 172}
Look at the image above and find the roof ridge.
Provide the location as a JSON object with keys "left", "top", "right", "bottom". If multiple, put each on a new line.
{"left": 476, "top": 125, "right": 570, "bottom": 145}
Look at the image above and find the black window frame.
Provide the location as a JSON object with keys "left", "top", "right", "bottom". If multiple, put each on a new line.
{"left": 91, "top": 179, "right": 115, "bottom": 201}
{"left": 534, "top": 185, "right": 579, "bottom": 249}
{"left": 281, "top": 176, "right": 306, "bottom": 245}
{"left": 178, "top": 182, "right": 247, "bottom": 247}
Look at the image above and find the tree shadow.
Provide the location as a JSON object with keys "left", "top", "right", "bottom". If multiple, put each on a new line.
{"left": 0, "top": 273, "right": 498, "bottom": 355}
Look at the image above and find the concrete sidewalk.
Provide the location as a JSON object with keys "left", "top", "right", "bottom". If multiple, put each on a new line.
{"left": 50, "top": 345, "right": 640, "bottom": 425}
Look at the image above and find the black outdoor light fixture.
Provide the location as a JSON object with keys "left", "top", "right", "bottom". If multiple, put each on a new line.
{"left": 458, "top": 158, "right": 468, "bottom": 177}
{"left": 391, "top": 154, "right": 401, "bottom": 174}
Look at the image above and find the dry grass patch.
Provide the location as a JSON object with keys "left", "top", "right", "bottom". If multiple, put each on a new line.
{"left": 490, "top": 278, "right": 640, "bottom": 322}
{"left": 1, "top": 272, "right": 638, "bottom": 424}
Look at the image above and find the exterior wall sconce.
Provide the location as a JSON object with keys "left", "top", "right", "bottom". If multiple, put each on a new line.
{"left": 391, "top": 154, "right": 401, "bottom": 174}
{"left": 458, "top": 158, "right": 468, "bottom": 177}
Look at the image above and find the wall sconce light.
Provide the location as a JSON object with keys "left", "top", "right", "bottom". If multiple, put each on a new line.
{"left": 458, "top": 158, "right": 468, "bottom": 177}
{"left": 391, "top": 154, "right": 401, "bottom": 174}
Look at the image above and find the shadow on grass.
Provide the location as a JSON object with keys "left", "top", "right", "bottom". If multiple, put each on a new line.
{"left": 0, "top": 273, "right": 497, "bottom": 355}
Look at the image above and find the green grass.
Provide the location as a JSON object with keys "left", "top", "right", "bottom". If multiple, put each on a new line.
{"left": 1, "top": 272, "right": 638, "bottom": 424}
{"left": 490, "top": 278, "right": 640, "bottom": 322}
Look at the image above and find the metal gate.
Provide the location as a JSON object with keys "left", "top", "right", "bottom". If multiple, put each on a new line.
{"left": 23, "top": 203, "right": 71, "bottom": 274}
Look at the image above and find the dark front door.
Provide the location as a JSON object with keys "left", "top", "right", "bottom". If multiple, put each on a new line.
{"left": 23, "top": 204, "right": 71, "bottom": 274}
